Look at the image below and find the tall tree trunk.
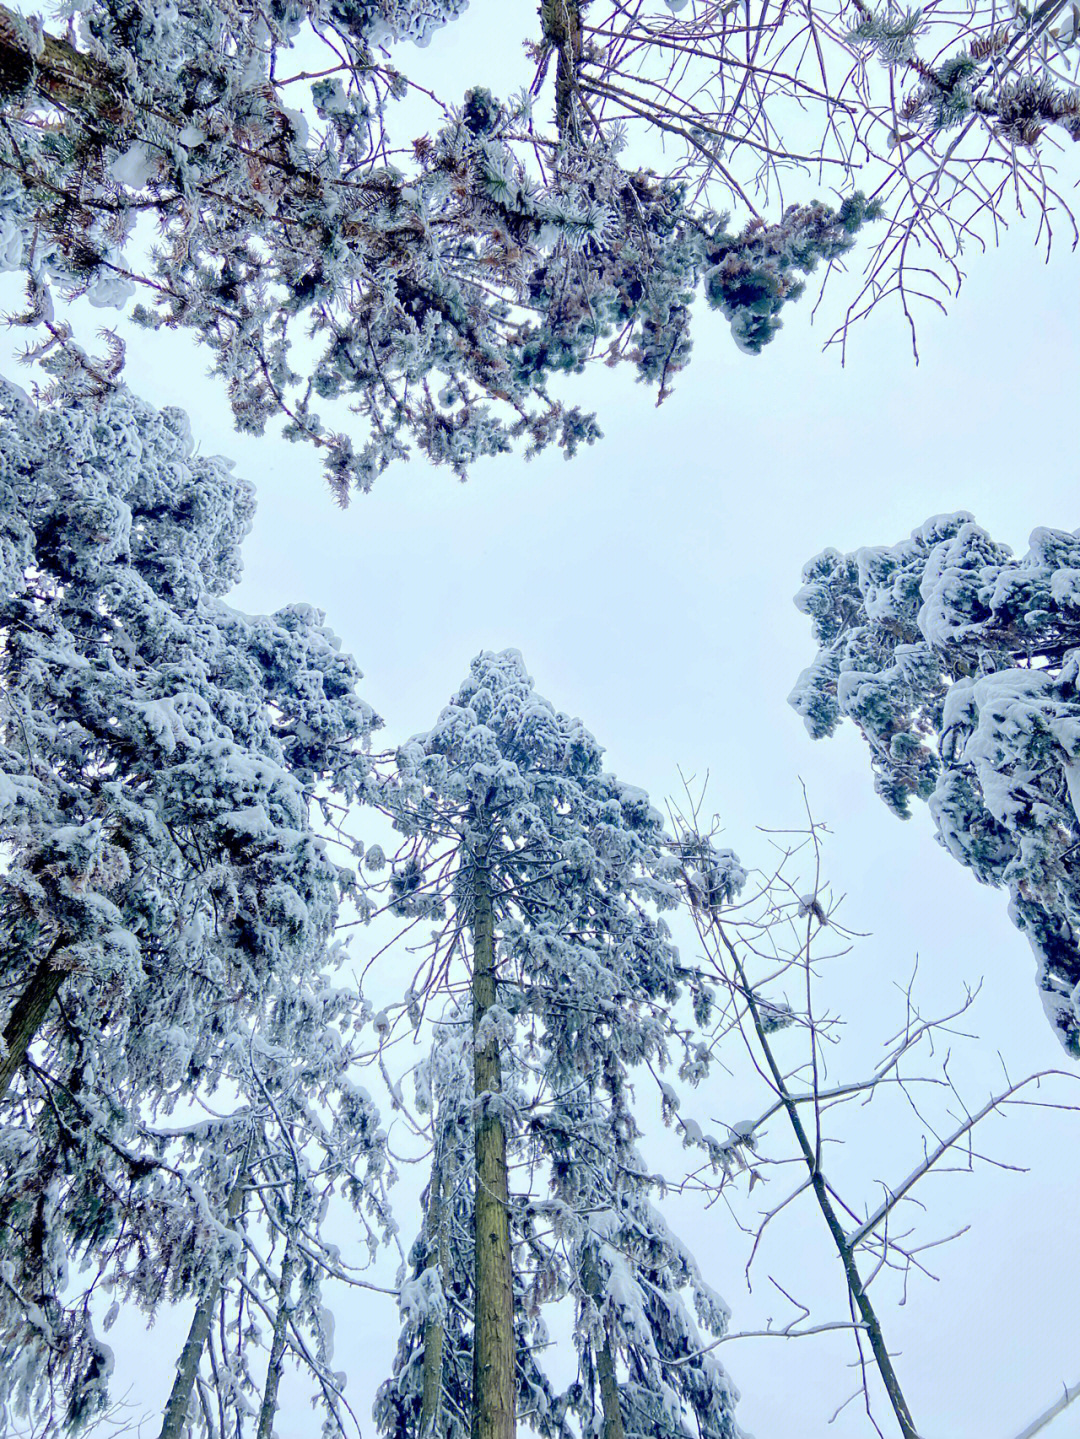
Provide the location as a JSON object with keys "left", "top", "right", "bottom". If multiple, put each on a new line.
{"left": 158, "top": 1275, "right": 224, "bottom": 1439}
{"left": 0, "top": 946, "right": 65, "bottom": 1099}
{"left": 419, "top": 1158, "right": 447, "bottom": 1439}
{"left": 471, "top": 866, "right": 515, "bottom": 1439}
{"left": 582, "top": 1246, "right": 625, "bottom": 1439}
{"left": 254, "top": 1238, "right": 297, "bottom": 1439}
{"left": 595, "top": 1327, "right": 623, "bottom": 1439}
{"left": 541, "top": 0, "right": 583, "bottom": 137}
{"left": 158, "top": 1147, "right": 250, "bottom": 1439}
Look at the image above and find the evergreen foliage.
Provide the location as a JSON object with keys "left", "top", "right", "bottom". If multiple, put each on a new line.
{"left": 0, "top": 378, "right": 386, "bottom": 1427}
{"left": 374, "top": 650, "right": 743, "bottom": 1439}
{"left": 790, "top": 513, "right": 1080, "bottom": 1055}
{"left": 375, "top": 1005, "right": 561, "bottom": 1439}
{"left": 0, "top": 0, "right": 1074, "bottom": 492}
{"left": 0, "top": 0, "right": 874, "bottom": 496}
{"left": 0, "top": 1, "right": 1074, "bottom": 1433}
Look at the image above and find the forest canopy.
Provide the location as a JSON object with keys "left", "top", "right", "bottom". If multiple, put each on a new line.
{"left": 0, "top": 3, "right": 1078, "bottom": 1439}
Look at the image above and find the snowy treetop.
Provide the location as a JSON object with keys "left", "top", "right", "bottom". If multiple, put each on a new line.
{"left": 397, "top": 649, "right": 669, "bottom": 865}
{"left": 790, "top": 512, "right": 1080, "bottom": 1054}
{"left": 0, "top": 0, "right": 876, "bottom": 495}
{"left": 377, "top": 651, "right": 744, "bottom": 1439}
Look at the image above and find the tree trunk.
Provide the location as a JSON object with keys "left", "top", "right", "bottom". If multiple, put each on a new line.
{"left": 471, "top": 866, "right": 515, "bottom": 1439}
{"left": 254, "top": 1239, "right": 297, "bottom": 1439}
{"left": 0, "top": 948, "right": 65, "bottom": 1099}
{"left": 158, "top": 1150, "right": 250, "bottom": 1439}
{"left": 419, "top": 1159, "right": 447, "bottom": 1439}
{"left": 582, "top": 1246, "right": 625, "bottom": 1439}
{"left": 540, "top": 0, "right": 583, "bottom": 136}
{"left": 159, "top": 1279, "right": 222, "bottom": 1439}
{"left": 0, "top": 4, "right": 125, "bottom": 122}
{"left": 0, "top": 0, "right": 390, "bottom": 254}
{"left": 728, "top": 942, "right": 921, "bottom": 1439}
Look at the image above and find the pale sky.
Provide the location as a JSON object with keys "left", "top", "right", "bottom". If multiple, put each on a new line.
{"left": 51, "top": 218, "right": 1076, "bottom": 1439}
{"left": 3, "top": 4, "right": 1080, "bottom": 1434}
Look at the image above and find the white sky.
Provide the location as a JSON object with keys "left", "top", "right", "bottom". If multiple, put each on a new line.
{"left": 70, "top": 218, "right": 1078, "bottom": 1439}
{"left": 3, "top": 3, "right": 1080, "bottom": 1435}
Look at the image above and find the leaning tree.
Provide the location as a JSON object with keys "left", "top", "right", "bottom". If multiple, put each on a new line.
{"left": 790, "top": 512, "right": 1080, "bottom": 1056}
{"left": 152, "top": 978, "right": 395, "bottom": 1439}
{"left": 0, "top": 376, "right": 385, "bottom": 1427}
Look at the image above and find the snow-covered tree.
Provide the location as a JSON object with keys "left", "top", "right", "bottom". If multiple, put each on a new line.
{"left": 372, "top": 650, "right": 742, "bottom": 1439}
{"left": 0, "top": 0, "right": 1074, "bottom": 495}
{"left": 0, "top": 377, "right": 383, "bottom": 1426}
{"left": 154, "top": 982, "right": 394, "bottom": 1439}
{"left": 539, "top": 1088, "right": 740, "bottom": 1439}
{"left": 789, "top": 513, "right": 1080, "bottom": 1056}
{"left": 375, "top": 1003, "right": 566, "bottom": 1439}
{"left": 376, "top": 1010, "right": 471, "bottom": 1439}
{"left": 571, "top": 1, "right": 1080, "bottom": 348}
{"left": 0, "top": 0, "right": 876, "bottom": 495}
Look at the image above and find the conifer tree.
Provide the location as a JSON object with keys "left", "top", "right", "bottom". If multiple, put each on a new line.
{"left": 376, "top": 1004, "right": 564, "bottom": 1439}
{"left": 0, "top": 0, "right": 876, "bottom": 495}
{"left": 38, "top": 0, "right": 1080, "bottom": 492}
{"left": 0, "top": 377, "right": 377, "bottom": 1095}
{"left": 0, "top": 377, "right": 385, "bottom": 1425}
{"left": 373, "top": 650, "right": 742, "bottom": 1439}
{"left": 790, "top": 513, "right": 1080, "bottom": 1055}
{"left": 153, "top": 984, "right": 394, "bottom": 1439}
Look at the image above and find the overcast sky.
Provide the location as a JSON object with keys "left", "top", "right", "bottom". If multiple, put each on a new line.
{"left": 50, "top": 217, "right": 1074, "bottom": 1439}
{"left": 3, "top": 4, "right": 1080, "bottom": 1434}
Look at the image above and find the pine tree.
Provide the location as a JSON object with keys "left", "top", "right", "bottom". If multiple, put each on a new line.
{"left": 0, "top": 1, "right": 1074, "bottom": 494}
{"left": 0, "top": 0, "right": 875, "bottom": 495}
{"left": 0, "top": 377, "right": 383, "bottom": 1425}
{"left": 376, "top": 1004, "right": 562, "bottom": 1439}
{"left": 790, "top": 512, "right": 1080, "bottom": 1055}
{"left": 373, "top": 650, "right": 742, "bottom": 1439}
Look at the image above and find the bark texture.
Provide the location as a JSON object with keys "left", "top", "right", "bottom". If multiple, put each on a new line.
{"left": 583, "top": 1245, "right": 625, "bottom": 1439}
{"left": 540, "top": 0, "right": 583, "bottom": 136}
{"left": 0, "top": 950, "right": 65, "bottom": 1099}
{"left": 471, "top": 866, "right": 515, "bottom": 1439}
{"left": 158, "top": 1151, "right": 250, "bottom": 1439}
{"left": 0, "top": 5, "right": 124, "bottom": 121}
{"left": 254, "top": 1239, "right": 297, "bottom": 1439}
{"left": 419, "top": 1160, "right": 447, "bottom": 1439}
